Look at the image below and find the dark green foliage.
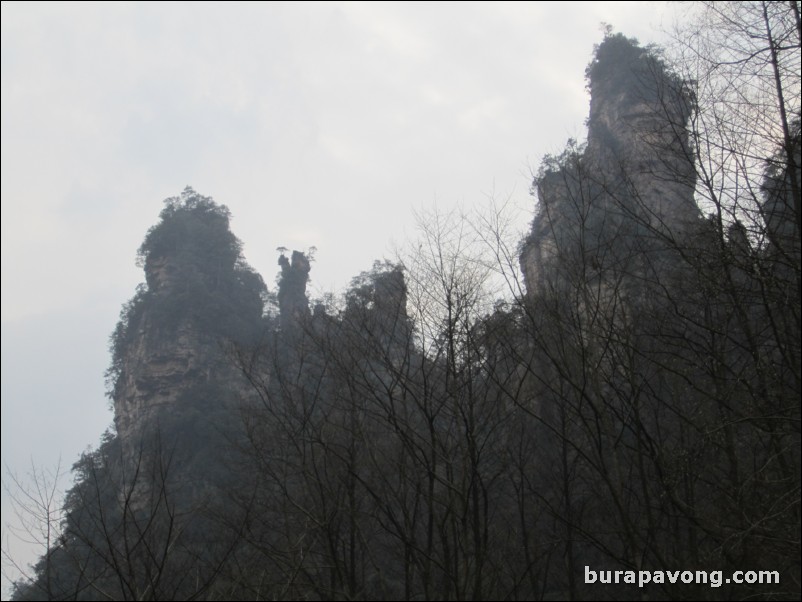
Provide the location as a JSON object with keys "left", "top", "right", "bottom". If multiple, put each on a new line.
{"left": 105, "top": 187, "right": 265, "bottom": 399}
{"left": 105, "top": 284, "right": 148, "bottom": 401}
{"left": 138, "top": 189, "right": 238, "bottom": 270}
{"left": 585, "top": 33, "right": 689, "bottom": 112}
{"left": 136, "top": 187, "right": 265, "bottom": 339}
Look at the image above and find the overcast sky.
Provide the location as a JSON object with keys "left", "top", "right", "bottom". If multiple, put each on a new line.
{"left": 1, "top": 1, "right": 679, "bottom": 590}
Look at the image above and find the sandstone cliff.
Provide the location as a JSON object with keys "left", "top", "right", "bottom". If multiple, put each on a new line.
{"left": 108, "top": 188, "right": 266, "bottom": 472}
{"left": 520, "top": 34, "right": 701, "bottom": 293}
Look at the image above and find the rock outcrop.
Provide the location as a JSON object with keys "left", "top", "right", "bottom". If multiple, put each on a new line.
{"left": 109, "top": 188, "right": 265, "bottom": 470}
{"left": 521, "top": 34, "right": 700, "bottom": 293}
{"left": 277, "top": 250, "right": 311, "bottom": 330}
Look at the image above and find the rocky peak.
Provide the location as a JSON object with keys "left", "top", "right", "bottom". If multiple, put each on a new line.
{"left": 277, "top": 250, "right": 311, "bottom": 328}
{"left": 586, "top": 35, "right": 690, "bottom": 148}
{"left": 109, "top": 189, "right": 265, "bottom": 458}
{"left": 521, "top": 34, "right": 700, "bottom": 293}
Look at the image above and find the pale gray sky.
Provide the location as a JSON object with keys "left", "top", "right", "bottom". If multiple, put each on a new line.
{"left": 1, "top": 1, "right": 678, "bottom": 591}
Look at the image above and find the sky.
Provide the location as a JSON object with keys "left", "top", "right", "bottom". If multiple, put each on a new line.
{"left": 1, "top": 0, "right": 680, "bottom": 591}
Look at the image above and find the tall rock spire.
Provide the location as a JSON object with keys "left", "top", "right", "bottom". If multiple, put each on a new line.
{"left": 277, "top": 250, "right": 311, "bottom": 330}
{"left": 521, "top": 34, "right": 700, "bottom": 294}
{"left": 108, "top": 188, "right": 265, "bottom": 464}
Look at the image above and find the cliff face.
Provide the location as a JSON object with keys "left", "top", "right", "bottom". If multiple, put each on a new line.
{"left": 109, "top": 188, "right": 265, "bottom": 464}
{"left": 113, "top": 315, "right": 203, "bottom": 447}
{"left": 521, "top": 34, "right": 700, "bottom": 293}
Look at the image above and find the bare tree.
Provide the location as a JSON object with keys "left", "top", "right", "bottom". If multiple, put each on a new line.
{"left": 3, "top": 460, "right": 67, "bottom": 600}
{"left": 504, "top": 21, "right": 801, "bottom": 599}
{"left": 669, "top": 1, "right": 800, "bottom": 236}
{"left": 7, "top": 429, "right": 242, "bottom": 601}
